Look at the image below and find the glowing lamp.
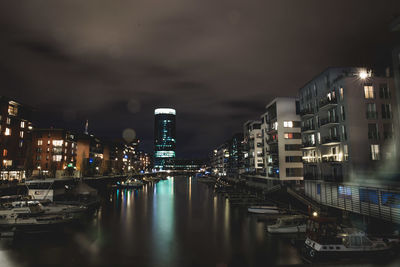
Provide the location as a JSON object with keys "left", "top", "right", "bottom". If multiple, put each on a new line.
{"left": 312, "top": 211, "right": 318, "bottom": 217}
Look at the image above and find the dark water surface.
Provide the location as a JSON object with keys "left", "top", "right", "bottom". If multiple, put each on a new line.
{"left": 0, "top": 176, "right": 303, "bottom": 266}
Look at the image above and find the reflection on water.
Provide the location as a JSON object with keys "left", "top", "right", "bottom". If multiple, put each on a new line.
{"left": 0, "top": 176, "right": 303, "bottom": 267}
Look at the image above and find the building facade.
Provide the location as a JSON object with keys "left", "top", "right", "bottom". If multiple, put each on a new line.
{"left": 299, "top": 67, "right": 398, "bottom": 183}
{"left": 243, "top": 120, "right": 263, "bottom": 174}
{"left": 0, "top": 97, "right": 33, "bottom": 181}
{"left": 260, "top": 98, "right": 303, "bottom": 181}
{"left": 31, "top": 128, "right": 77, "bottom": 178}
{"left": 227, "top": 133, "right": 244, "bottom": 178}
{"left": 154, "top": 108, "right": 176, "bottom": 170}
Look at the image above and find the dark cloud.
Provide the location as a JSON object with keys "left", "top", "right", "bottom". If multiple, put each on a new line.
{"left": 0, "top": 0, "right": 399, "bottom": 158}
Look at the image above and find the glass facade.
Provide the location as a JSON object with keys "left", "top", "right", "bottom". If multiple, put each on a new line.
{"left": 154, "top": 108, "right": 176, "bottom": 169}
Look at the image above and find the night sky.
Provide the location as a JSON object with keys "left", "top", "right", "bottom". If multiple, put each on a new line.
{"left": 1, "top": 1, "right": 399, "bottom": 158}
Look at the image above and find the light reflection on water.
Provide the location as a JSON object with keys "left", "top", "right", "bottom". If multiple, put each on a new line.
{"left": 0, "top": 176, "right": 305, "bottom": 267}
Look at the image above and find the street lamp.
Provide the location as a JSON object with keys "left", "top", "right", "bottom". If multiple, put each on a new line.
{"left": 312, "top": 211, "right": 318, "bottom": 217}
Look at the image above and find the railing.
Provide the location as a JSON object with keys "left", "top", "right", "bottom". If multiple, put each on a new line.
{"left": 368, "top": 132, "right": 380, "bottom": 140}
{"left": 301, "top": 125, "right": 316, "bottom": 132}
{"left": 319, "top": 116, "right": 339, "bottom": 126}
{"left": 366, "top": 111, "right": 378, "bottom": 119}
{"left": 302, "top": 141, "right": 316, "bottom": 148}
{"left": 319, "top": 96, "right": 337, "bottom": 109}
{"left": 300, "top": 107, "right": 314, "bottom": 116}
{"left": 321, "top": 156, "right": 341, "bottom": 163}
{"left": 321, "top": 136, "right": 341, "bottom": 144}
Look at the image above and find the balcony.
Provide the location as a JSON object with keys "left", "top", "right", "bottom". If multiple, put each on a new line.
{"left": 301, "top": 124, "right": 316, "bottom": 133}
{"left": 301, "top": 141, "right": 316, "bottom": 149}
{"left": 319, "top": 116, "right": 339, "bottom": 127}
{"left": 300, "top": 107, "right": 314, "bottom": 118}
{"left": 321, "top": 135, "right": 341, "bottom": 145}
{"left": 368, "top": 132, "right": 380, "bottom": 140}
{"left": 319, "top": 96, "right": 337, "bottom": 110}
{"left": 267, "top": 138, "right": 278, "bottom": 144}
{"left": 321, "top": 155, "right": 341, "bottom": 163}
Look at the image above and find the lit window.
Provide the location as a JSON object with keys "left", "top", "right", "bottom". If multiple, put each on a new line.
{"left": 283, "top": 121, "right": 293, "bottom": 128}
{"left": 20, "top": 131, "right": 24, "bottom": 138}
{"left": 48, "top": 140, "right": 51, "bottom": 145}
{"left": 20, "top": 121, "right": 25, "bottom": 128}
{"left": 371, "top": 144, "right": 380, "bottom": 160}
{"left": 8, "top": 105, "right": 18, "bottom": 116}
{"left": 6, "top": 117, "right": 11, "bottom": 125}
{"left": 52, "top": 140, "right": 64, "bottom": 146}
{"left": 38, "top": 140, "right": 43, "bottom": 146}
{"left": 19, "top": 140, "right": 24, "bottom": 148}
{"left": 339, "top": 87, "right": 344, "bottom": 100}
{"left": 284, "top": 133, "right": 293, "bottom": 139}
{"left": 2, "top": 149, "right": 7, "bottom": 157}
{"left": 364, "top": 85, "right": 374, "bottom": 99}
{"left": 5, "top": 128, "right": 11, "bottom": 136}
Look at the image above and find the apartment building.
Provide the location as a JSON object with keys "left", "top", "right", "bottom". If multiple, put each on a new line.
{"left": 260, "top": 98, "right": 303, "bottom": 181}
{"left": 31, "top": 128, "right": 77, "bottom": 178}
{"left": 0, "top": 97, "right": 33, "bottom": 180}
{"left": 243, "top": 120, "right": 263, "bottom": 174}
{"left": 299, "top": 67, "right": 398, "bottom": 183}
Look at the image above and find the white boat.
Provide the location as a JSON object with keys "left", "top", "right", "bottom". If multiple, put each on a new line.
{"left": 302, "top": 217, "right": 396, "bottom": 260}
{"left": 267, "top": 215, "right": 307, "bottom": 233}
{"left": 248, "top": 205, "right": 280, "bottom": 214}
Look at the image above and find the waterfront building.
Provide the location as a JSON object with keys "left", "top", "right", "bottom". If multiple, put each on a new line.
{"left": 108, "top": 139, "right": 139, "bottom": 175}
{"left": 211, "top": 143, "right": 229, "bottom": 176}
{"left": 299, "top": 67, "right": 398, "bottom": 183}
{"left": 243, "top": 120, "right": 263, "bottom": 174}
{"left": 227, "top": 133, "right": 245, "bottom": 178}
{"left": 260, "top": 98, "right": 303, "bottom": 181}
{"left": 163, "top": 158, "right": 206, "bottom": 171}
{"left": 154, "top": 108, "right": 176, "bottom": 170}
{"left": 391, "top": 17, "right": 400, "bottom": 172}
{"left": 76, "top": 134, "right": 109, "bottom": 177}
{"left": 0, "top": 97, "right": 33, "bottom": 181}
{"left": 31, "top": 128, "right": 77, "bottom": 178}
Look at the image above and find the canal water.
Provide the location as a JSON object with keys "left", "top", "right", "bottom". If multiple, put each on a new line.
{"left": 0, "top": 176, "right": 303, "bottom": 266}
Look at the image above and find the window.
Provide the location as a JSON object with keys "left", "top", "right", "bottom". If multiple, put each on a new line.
{"left": 286, "top": 168, "right": 302, "bottom": 177}
{"left": 4, "top": 128, "right": 11, "bottom": 136}
{"left": 285, "top": 144, "right": 301, "bottom": 151}
{"left": 317, "top": 184, "right": 321, "bottom": 195}
{"left": 20, "top": 131, "right": 24, "bottom": 138}
{"left": 47, "top": 140, "right": 51, "bottom": 145}
{"left": 339, "top": 87, "right": 344, "bottom": 100}
{"left": 2, "top": 149, "right": 7, "bottom": 157}
{"left": 367, "top": 124, "right": 379, "bottom": 140}
{"left": 52, "top": 155, "right": 62, "bottom": 162}
{"left": 283, "top": 121, "right": 293, "bottom": 128}
{"left": 340, "top": 106, "right": 345, "bottom": 121}
{"left": 285, "top": 156, "right": 302, "bottom": 162}
{"left": 381, "top": 192, "right": 400, "bottom": 209}
{"left": 341, "top": 125, "right": 347, "bottom": 140}
{"left": 38, "top": 140, "right": 43, "bottom": 146}
{"left": 379, "top": 84, "right": 390, "bottom": 99}
{"left": 382, "top": 104, "right": 392, "bottom": 119}
{"left": 8, "top": 105, "right": 18, "bottom": 116}
{"left": 366, "top": 103, "right": 377, "bottom": 119}
{"left": 370, "top": 144, "right": 380, "bottom": 160}
{"left": 364, "top": 85, "right": 374, "bottom": 99}
{"left": 6, "top": 117, "right": 11, "bottom": 125}
{"left": 20, "top": 121, "right": 25, "bottom": 128}
{"left": 383, "top": 123, "right": 393, "bottom": 139}
{"left": 19, "top": 140, "right": 23, "bottom": 148}
{"left": 36, "top": 155, "right": 41, "bottom": 161}
{"left": 52, "top": 140, "right": 64, "bottom": 146}
{"left": 284, "top": 133, "right": 301, "bottom": 139}
{"left": 343, "top": 145, "right": 348, "bottom": 161}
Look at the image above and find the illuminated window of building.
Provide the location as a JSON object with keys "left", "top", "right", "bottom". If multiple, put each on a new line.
{"left": 364, "top": 85, "right": 374, "bottom": 99}
{"left": 343, "top": 145, "right": 348, "bottom": 161}
{"left": 283, "top": 121, "right": 293, "bottom": 128}
{"left": 2, "top": 149, "right": 7, "bottom": 157}
{"left": 339, "top": 87, "right": 344, "bottom": 100}
{"left": 370, "top": 144, "right": 380, "bottom": 160}
{"left": 38, "top": 140, "right": 43, "bottom": 146}
{"left": 4, "top": 128, "right": 11, "bottom": 136}
{"left": 19, "top": 140, "right": 23, "bottom": 148}
{"left": 284, "top": 133, "right": 293, "bottom": 139}
{"left": 8, "top": 105, "right": 18, "bottom": 116}
{"left": 20, "top": 121, "right": 25, "bottom": 128}
{"left": 52, "top": 140, "right": 63, "bottom": 146}
{"left": 47, "top": 140, "right": 51, "bottom": 145}
{"left": 64, "top": 156, "right": 67, "bottom": 161}
{"left": 6, "top": 117, "right": 11, "bottom": 125}
{"left": 20, "top": 131, "right": 24, "bottom": 138}
{"left": 65, "top": 142, "right": 68, "bottom": 147}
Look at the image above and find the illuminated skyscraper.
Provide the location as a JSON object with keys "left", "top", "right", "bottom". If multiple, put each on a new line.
{"left": 154, "top": 108, "right": 176, "bottom": 170}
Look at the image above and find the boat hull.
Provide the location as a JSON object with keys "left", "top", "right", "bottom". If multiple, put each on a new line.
{"left": 267, "top": 225, "right": 306, "bottom": 234}
{"left": 248, "top": 208, "right": 279, "bottom": 214}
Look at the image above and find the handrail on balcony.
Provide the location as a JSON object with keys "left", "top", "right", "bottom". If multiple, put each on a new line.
{"left": 319, "top": 96, "right": 337, "bottom": 108}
